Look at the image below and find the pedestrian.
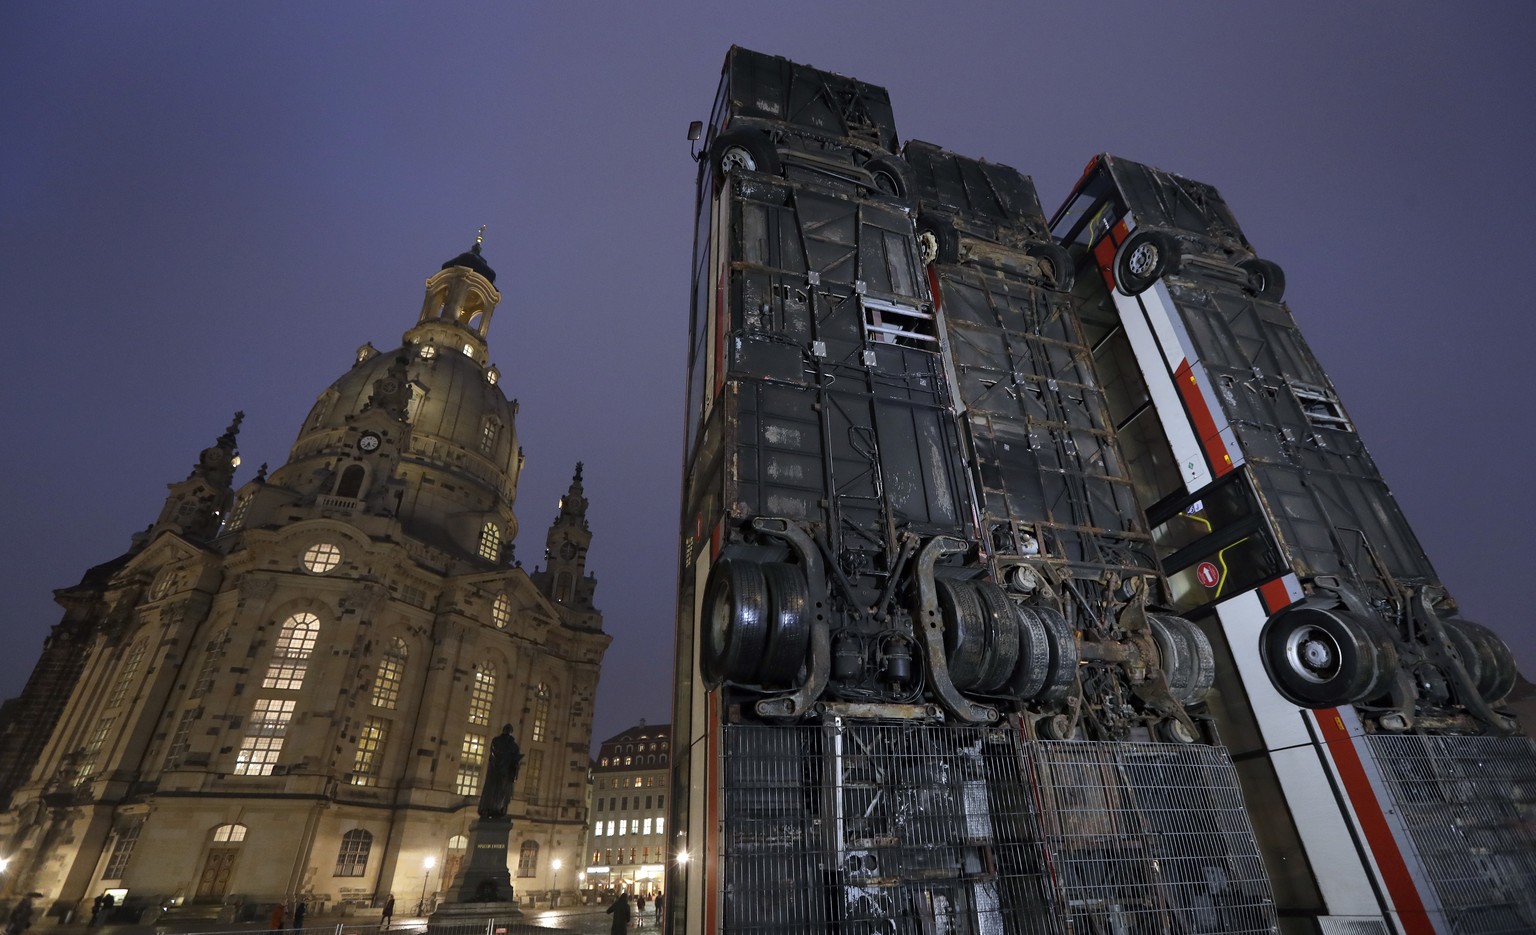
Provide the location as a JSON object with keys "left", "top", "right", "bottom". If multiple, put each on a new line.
{"left": 380, "top": 895, "right": 394, "bottom": 929}
{"left": 292, "top": 900, "right": 307, "bottom": 931}
{"left": 269, "top": 903, "right": 285, "bottom": 931}
{"left": 4, "top": 894, "right": 40, "bottom": 935}
{"left": 636, "top": 893, "right": 647, "bottom": 915}
{"left": 653, "top": 893, "right": 663, "bottom": 926}
{"left": 604, "top": 891, "right": 631, "bottom": 935}
{"left": 90, "top": 895, "right": 105, "bottom": 926}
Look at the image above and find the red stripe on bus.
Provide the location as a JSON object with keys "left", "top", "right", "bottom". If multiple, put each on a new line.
{"left": 1314, "top": 709, "right": 1434, "bottom": 934}
{"left": 1093, "top": 235, "right": 1118, "bottom": 290}
{"left": 1258, "top": 579, "right": 1294, "bottom": 615}
{"left": 1173, "top": 360, "right": 1234, "bottom": 477}
{"left": 927, "top": 266, "right": 945, "bottom": 310}
{"left": 704, "top": 691, "right": 721, "bottom": 933}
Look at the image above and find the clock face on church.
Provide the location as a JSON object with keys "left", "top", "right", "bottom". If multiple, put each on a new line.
{"left": 358, "top": 432, "right": 381, "bottom": 452}
{"left": 560, "top": 542, "right": 577, "bottom": 559}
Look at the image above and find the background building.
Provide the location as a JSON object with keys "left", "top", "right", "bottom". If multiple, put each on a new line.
{"left": 0, "top": 243, "right": 610, "bottom": 922}
{"left": 583, "top": 724, "right": 669, "bottom": 900}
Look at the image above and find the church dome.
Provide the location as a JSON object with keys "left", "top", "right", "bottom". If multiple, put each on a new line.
{"left": 269, "top": 242, "right": 520, "bottom": 563}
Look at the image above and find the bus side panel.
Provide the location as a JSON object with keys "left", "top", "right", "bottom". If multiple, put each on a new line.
{"left": 1164, "top": 273, "right": 1440, "bottom": 591}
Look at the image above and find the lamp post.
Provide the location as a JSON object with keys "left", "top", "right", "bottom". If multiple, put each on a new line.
{"left": 417, "top": 856, "right": 436, "bottom": 916}
{"left": 550, "top": 858, "right": 562, "bottom": 908}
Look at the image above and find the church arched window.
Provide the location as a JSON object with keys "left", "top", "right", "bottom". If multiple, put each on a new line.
{"left": 491, "top": 592, "right": 511, "bottom": 629}
{"left": 262, "top": 612, "right": 320, "bottom": 690}
{"left": 516, "top": 841, "right": 539, "bottom": 877}
{"left": 530, "top": 683, "right": 551, "bottom": 743}
{"left": 334, "top": 829, "right": 372, "bottom": 877}
{"left": 555, "top": 572, "right": 573, "bottom": 603}
{"left": 468, "top": 665, "right": 496, "bottom": 726}
{"left": 372, "top": 638, "right": 407, "bottom": 709}
{"left": 478, "top": 523, "right": 501, "bottom": 562}
{"left": 336, "top": 464, "right": 366, "bottom": 498}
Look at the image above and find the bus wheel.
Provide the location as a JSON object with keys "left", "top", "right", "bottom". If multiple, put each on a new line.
{"left": 756, "top": 563, "right": 811, "bottom": 687}
{"left": 1026, "top": 242, "right": 1076, "bottom": 292}
{"left": 1031, "top": 606, "right": 1079, "bottom": 708}
{"left": 1114, "top": 230, "right": 1178, "bottom": 295}
{"left": 1260, "top": 604, "right": 1388, "bottom": 707}
{"left": 700, "top": 559, "right": 768, "bottom": 686}
{"left": 972, "top": 582, "right": 1020, "bottom": 693}
{"left": 916, "top": 215, "right": 960, "bottom": 266}
{"left": 1151, "top": 615, "right": 1215, "bottom": 706}
{"left": 1239, "top": 257, "right": 1286, "bottom": 302}
{"left": 1443, "top": 621, "right": 1488, "bottom": 698}
{"left": 1467, "top": 620, "right": 1518, "bottom": 702}
{"left": 1448, "top": 619, "right": 1516, "bottom": 703}
{"left": 938, "top": 579, "right": 986, "bottom": 691}
{"left": 1004, "top": 605, "right": 1051, "bottom": 702}
{"left": 865, "top": 154, "right": 914, "bottom": 201}
{"left": 710, "top": 129, "right": 778, "bottom": 179}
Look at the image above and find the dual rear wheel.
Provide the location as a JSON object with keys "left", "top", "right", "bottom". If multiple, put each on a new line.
{"left": 937, "top": 580, "right": 1077, "bottom": 705}
{"left": 701, "top": 559, "right": 810, "bottom": 688}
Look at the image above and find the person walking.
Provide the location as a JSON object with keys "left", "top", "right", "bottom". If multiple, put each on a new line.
{"left": 605, "top": 891, "right": 631, "bottom": 935}
{"left": 269, "top": 903, "right": 285, "bottom": 931}
{"left": 3, "top": 893, "right": 40, "bottom": 935}
{"left": 292, "top": 900, "right": 307, "bottom": 931}
{"left": 653, "top": 893, "right": 663, "bottom": 926}
{"left": 380, "top": 895, "right": 394, "bottom": 929}
{"left": 636, "top": 893, "right": 647, "bottom": 917}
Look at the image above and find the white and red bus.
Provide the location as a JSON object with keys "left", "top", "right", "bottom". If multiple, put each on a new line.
{"left": 1050, "top": 153, "right": 1535, "bottom": 935}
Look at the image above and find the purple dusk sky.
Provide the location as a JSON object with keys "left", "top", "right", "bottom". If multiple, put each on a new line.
{"left": 3, "top": 3, "right": 1533, "bottom": 749}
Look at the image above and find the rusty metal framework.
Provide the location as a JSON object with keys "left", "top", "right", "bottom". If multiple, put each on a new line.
{"left": 1366, "top": 734, "right": 1536, "bottom": 934}
{"left": 719, "top": 723, "right": 1275, "bottom": 934}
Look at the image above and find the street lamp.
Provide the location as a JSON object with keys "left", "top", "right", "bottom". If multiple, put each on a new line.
{"left": 550, "top": 858, "right": 562, "bottom": 908}
{"left": 417, "top": 856, "right": 436, "bottom": 916}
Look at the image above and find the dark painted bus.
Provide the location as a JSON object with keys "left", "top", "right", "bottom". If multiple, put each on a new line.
{"left": 1050, "top": 153, "right": 1536, "bottom": 935}
{"left": 666, "top": 47, "right": 1277, "bottom": 935}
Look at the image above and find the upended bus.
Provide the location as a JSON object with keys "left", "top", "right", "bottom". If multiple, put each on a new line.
{"left": 1050, "top": 153, "right": 1535, "bottom": 935}
{"left": 668, "top": 47, "right": 1282, "bottom": 935}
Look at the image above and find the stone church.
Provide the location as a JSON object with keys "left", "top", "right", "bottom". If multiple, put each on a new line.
{"left": 0, "top": 241, "right": 609, "bottom": 921}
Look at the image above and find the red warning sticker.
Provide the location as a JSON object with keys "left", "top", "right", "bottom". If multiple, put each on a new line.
{"left": 1196, "top": 562, "right": 1220, "bottom": 589}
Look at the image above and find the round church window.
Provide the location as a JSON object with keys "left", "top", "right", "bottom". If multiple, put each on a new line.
{"left": 303, "top": 543, "right": 342, "bottom": 574}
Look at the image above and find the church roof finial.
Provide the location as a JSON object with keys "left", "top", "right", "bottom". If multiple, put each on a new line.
{"left": 217, "top": 411, "right": 244, "bottom": 450}
{"left": 442, "top": 231, "right": 496, "bottom": 283}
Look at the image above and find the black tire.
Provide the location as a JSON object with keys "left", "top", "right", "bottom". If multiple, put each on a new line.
{"left": 1003, "top": 604, "right": 1052, "bottom": 702}
{"left": 916, "top": 215, "right": 960, "bottom": 266}
{"left": 1026, "top": 242, "right": 1076, "bottom": 292}
{"left": 1114, "top": 229, "right": 1178, "bottom": 295}
{"left": 864, "top": 154, "right": 914, "bottom": 201}
{"left": 710, "top": 128, "right": 779, "bottom": 180}
{"left": 1031, "top": 605, "right": 1078, "bottom": 708}
{"left": 972, "top": 582, "right": 1020, "bottom": 693}
{"left": 700, "top": 559, "right": 768, "bottom": 686}
{"left": 1151, "top": 615, "right": 1215, "bottom": 707}
{"left": 1443, "top": 621, "right": 1488, "bottom": 698}
{"left": 757, "top": 563, "right": 811, "bottom": 687}
{"left": 1451, "top": 619, "right": 1517, "bottom": 703}
{"left": 1238, "top": 257, "right": 1286, "bottom": 302}
{"left": 1259, "top": 604, "right": 1389, "bottom": 708}
{"left": 938, "top": 579, "right": 986, "bottom": 691}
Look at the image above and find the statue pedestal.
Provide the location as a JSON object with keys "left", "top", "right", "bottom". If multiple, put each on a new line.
{"left": 428, "top": 817, "right": 522, "bottom": 925}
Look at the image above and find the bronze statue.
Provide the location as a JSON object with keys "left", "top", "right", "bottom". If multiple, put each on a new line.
{"left": 477, "top": 724, "right": 522, "bottom": 818}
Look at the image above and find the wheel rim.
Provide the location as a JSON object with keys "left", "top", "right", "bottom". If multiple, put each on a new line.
{"left": 719, "top": 145, "right": 756, "bottom": 173}
{"left": 872, "top": 170, "right": 900, "bottom": 196}
{"left": 1127, "top": 242, "right": 1159, "bottom": 277}
{"left": 1285, "top": 624, "right": 1342, "bottom": 684}
{"left": 917, "top": 230, "right": 939, "bottom": 266}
